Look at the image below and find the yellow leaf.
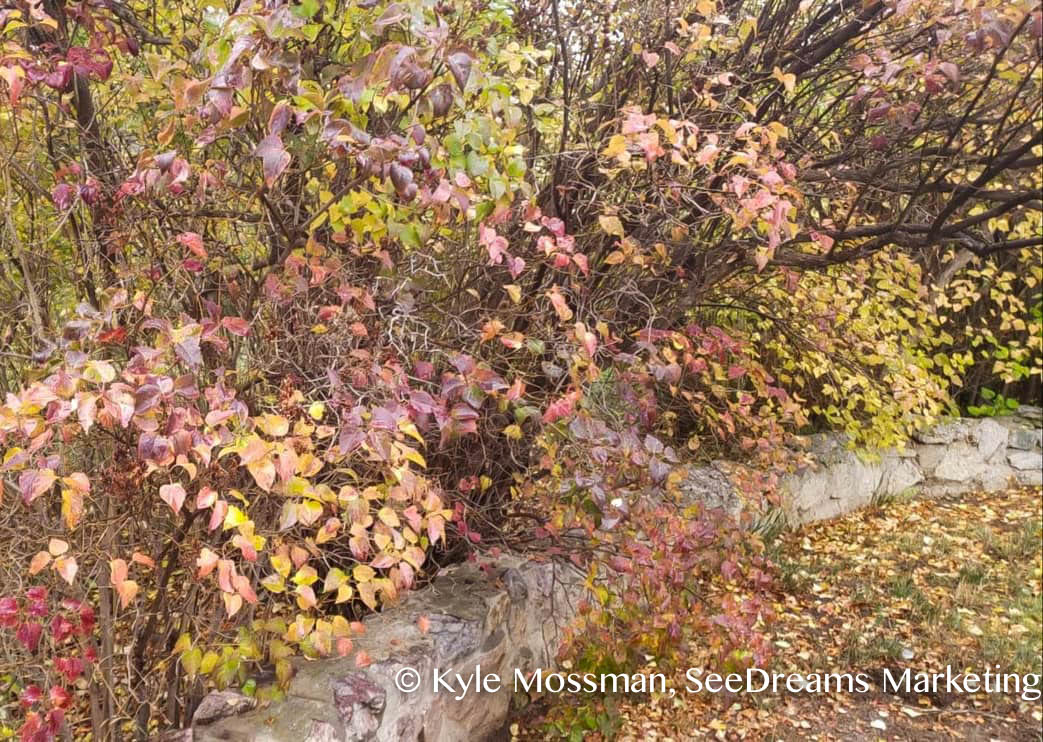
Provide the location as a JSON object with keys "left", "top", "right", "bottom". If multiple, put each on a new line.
{"left": 598, "top": 214, "right": 625, "bottom": 238}
{"left": 353, "top": 564, "right": 376, "bottom": 583}
{"left": 200, "top": 650, "right": 220, "bottom": 675}
{"left": 256, "top": 413, "right": 289, "bottom": 437}
{"left": 400, "top": 446, "right": 427, "bottom": 469}
{"left": 308, "top": 401, "right": 326, "bottom": 420}
{"left": 696, "top": 0, "right": 717, "bottom": 16}
{"left": 503, "top": 424, "right": 522, "bottom": 440}
{"left": 398, "top": 420, "right": 425, "bottom": 444}
{"left": 378, "top": 506, "right": 400, "bottom": 528}
{"left": 504, "top": 284, "right": 522, "bottom": 304}
{"left": 270, "top": 553, "right": 292, "bottom": 578}
{"left": 601, "top": 134, "right": 627, "bottom": 160}
{"left": 173, "top": 633, "right": 192, "bottom": 655}
{"left": 772, "top": 66, "right": 796, "bottom": 93}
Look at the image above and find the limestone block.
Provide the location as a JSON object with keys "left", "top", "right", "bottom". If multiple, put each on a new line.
{"left": 933, "top": 442, "right": 986, "bottom": 482}
{"left": 1008, "top": 450, "right": 1042, "bottom": 471}
{"left": 970, "top": 418, "right": 1008, "bottom": 460}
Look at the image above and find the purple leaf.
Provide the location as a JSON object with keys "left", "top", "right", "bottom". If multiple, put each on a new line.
{"left": 446, "top": 46, "right": 475, "bottom": 92}
{"left": 254, "top": 134, "right": 291, "bottom": 186}
{"left": 51, "top": 183, "right": 77, "bottom": 211}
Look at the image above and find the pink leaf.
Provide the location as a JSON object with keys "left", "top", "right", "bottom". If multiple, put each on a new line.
{"left": 810, "top": 230, "right": 834, "bottom": 250}
{"left": 19, "top": 469, "right": 56, "bottom": 505}
{"left": 221, "top": 316, "right": 251, "bottom": 336}
{"left": 54, "top": 556, "right": 78, "bottom": 586}
{"left": 159, "top": 483, "right": 186, "bottom": 515}
{"left": 508, "top": 255, "right": 525, "bottom": 278}
{"left": 542, "top": 392, "right": 578, "bottom": 424}
{"left": 196, "top": 548, "right": 219, "bottom": 579}
{"left": 176, "top": 232, "right": 206, "bottom": 258}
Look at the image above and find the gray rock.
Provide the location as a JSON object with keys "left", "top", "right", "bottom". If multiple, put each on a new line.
{"left": 157, "top": 731, "right": 194, "bottom": 742}
{"left": 1007, "top": 428, "right": 1043, "bottom": 451}
{"left": 806, "top": 433, "right": 847, "bottom": 458}
{"left": 971, "top": 419, "right": 1008, "bottom": 459}
{"left": 920, "top": 481, "right": 971, "bottom": 498}
{"left": 933, "top": 442, "right": 986, "bottom": 482}
{"left": 304, "top": 721, "right": 341, "bottom": 742}
{"left": 977, "top": 466, "right": 1015, "bottom": 492}
{"left": 916, "top": 445, "right": 948, "bottom": 476}
{"left": 1016, "top": 469, "right": 1043, "bottom": 487}
{"left": 425, "top": 614, "right": 482, "bottom": 663}
{"left": 192, "top": 691, "right": 256, "bottom": 726}
{"left": 503, "top": 567, "right": 529, "bottom": 603}
{"left": 675, "top": 465, "right": 741, "bottom": 515}
{"left": 878, "top": 457, "right": 924, "bottom": 495}
{"left": 782, "top": 450, "right": 881, "bottom": 524}
{"left": 1015, "top": 405, "right": 1042, "bottom": 423}
{"left": 1008, "top": 450, "right": 1042, "bottom": 471}
{"left": 913, "top": 420, "right": 969, "bottom": 445}
{"left": 332, "top": 672, "right": 386, "bottom": 741}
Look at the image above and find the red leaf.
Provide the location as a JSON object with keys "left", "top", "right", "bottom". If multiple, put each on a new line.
{"left": 20, "top": 684, "right": 43, "bottom": 707}
{"left": 0, "top": 597, "right": 18, "bottom": 627}
{"left": 98, "top": 327, "right": 127, "bottom": 344}
{"left": 233, "top": 574, "right": 258, "bottom": 604}
{"left": 15, "top": 621, "right": 43, "bottom": 651}
{"left": 542, "top": 392, "right": 578, "bottom": 424}
{"left": 55, "top": 656, "right": 84, "bottom": 683}
{"left": 268, "top": 101, "right": 291, "bottom": 135}
{"left": 49, "top": 686, "right": 72, "bottom": 710}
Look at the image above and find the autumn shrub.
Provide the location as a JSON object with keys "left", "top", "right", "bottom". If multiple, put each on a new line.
{"left": 0, "top": 0, "right": 1040, "bottom": 739}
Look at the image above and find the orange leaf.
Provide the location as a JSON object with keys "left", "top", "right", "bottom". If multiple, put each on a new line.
{"left": 29, "top": 551, "right": 51, "bottom": 575}
{"left": 131, "top": 551, "right": 156, "bottom": 569}
{"left": 109, "top": 558, "right": 129, "bottom": 586}
{"left": 116, "top": 579, "right": 139, "bottom": 608}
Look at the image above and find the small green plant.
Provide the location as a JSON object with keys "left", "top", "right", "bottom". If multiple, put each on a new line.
{"left": 541, "top": 697, "right": 622, "bottom": 741}
{"left": 967, "top": 387, "right": 1021, "bottom": 417}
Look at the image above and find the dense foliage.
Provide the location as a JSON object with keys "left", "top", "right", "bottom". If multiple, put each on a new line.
{"left": 0, "top": 0, "right": 1039, "bottom": 738}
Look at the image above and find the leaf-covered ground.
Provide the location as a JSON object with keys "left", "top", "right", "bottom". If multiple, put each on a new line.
{"left": 514, "top": 486, "right": 1043, "bottom": 740}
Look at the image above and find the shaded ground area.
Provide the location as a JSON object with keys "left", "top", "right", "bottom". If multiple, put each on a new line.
{"left": 514, "top": 486, "right": 1043, "bottom": 740}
